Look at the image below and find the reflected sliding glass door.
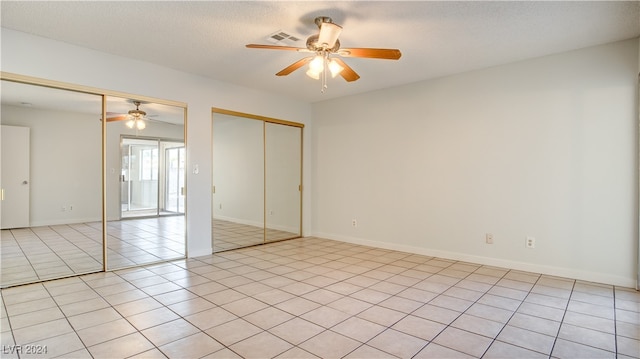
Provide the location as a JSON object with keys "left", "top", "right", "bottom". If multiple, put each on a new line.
{"left": 121, "top": 138, "right": 158, "bottom": 217}
{"left": 121, "top": 137, "right": 185, "bottom": 218}
{"left": 164, "top": 144, "right": 185, "bottom": 214}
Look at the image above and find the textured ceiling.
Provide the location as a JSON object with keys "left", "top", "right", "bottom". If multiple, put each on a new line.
{"left": 1, "top": 1, "right": 639, "bottom": 103}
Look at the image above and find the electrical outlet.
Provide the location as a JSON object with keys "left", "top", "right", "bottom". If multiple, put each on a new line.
{"left": 526, "top": 236, "right": 536, "bottom": 249}
{"left": 352, "top": 219, "right": 357, "bottom": 227}
{"left": 485, "top": 233, "right": 494, "bottom": 244}
{"left": 61, "top": 206, "right": 66, "bottom": 212}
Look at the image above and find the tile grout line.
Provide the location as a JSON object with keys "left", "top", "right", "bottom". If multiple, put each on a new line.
{"left": 45, "top": 224, "right": 101, "bottom": 275}
{"left": 212, "top": 243, "right": 415, "bottom": 357}
{"left": 480, "top": 272, "right": 549, "bottom": 358}
{"left": 546, "top": 279, "right": 576, "bottom": 359}
{"left": 2, "top": 218, "right": 186, "bottom": 288}
{"left": 612, "top": 286, "right": 618, "bottom": 359}
{"left": 2, "top": 238, "right": 636, "bottom": 359}
{"left": 5, "top": 229, "right": 40, "bottom": 285}
{"left": 0, "top": 291, "right": 20, "bottom": 359}
{"left": 417, "top": 263, "right": 514, "bottom": 359}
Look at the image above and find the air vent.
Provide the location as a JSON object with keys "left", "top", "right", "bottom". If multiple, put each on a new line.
{"left": 266, "top": 30, "right": 302, "bottom": 45}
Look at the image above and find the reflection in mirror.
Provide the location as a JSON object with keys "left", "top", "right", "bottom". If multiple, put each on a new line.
{"left": 212, "top": 114, "right": 265, "bottom": 251}
{"left": 0, "top": 80, "right": 103, "bottom": 287}
{"left": 212, "top": 109, "right": 303, "bottom": 252}
{"left": 105, "top": 97, "right": 186, "bottom": 270}
{"left": 265, "top": 123, "right": 302, "bottom": 242}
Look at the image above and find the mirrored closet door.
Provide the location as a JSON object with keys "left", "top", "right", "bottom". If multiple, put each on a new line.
{"left": 212, "top": 109, "right": 302, "bottom": 252}
{"left": 265, "top": 122, "right": 302, "bottom": 243}
{"left": 105, "top": 96, "right": 187, "bottom": 270}
{"left": 0, "top": 74, "right": 188, "bottom": 288}
{"left": 1, "top": 80, "right": 104, "bottom": 287}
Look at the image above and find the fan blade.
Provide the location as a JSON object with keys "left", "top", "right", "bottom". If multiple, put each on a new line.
{"left": 105, "top": 115, "right": 128, "bottom": 122}
{"left": 338, "top": 48, "right": 402, "bottom": 60}
{"left": 318, "top": 22, "right": 342, "bottom": 48}
{"left": 246, "top": 44, "right": 305, "bottom": 51}
{"left": 276, "top": 57, "right": 313, "bottom": 76}
{"left": 332, "top": 58, "right": 360, "bottom": 82}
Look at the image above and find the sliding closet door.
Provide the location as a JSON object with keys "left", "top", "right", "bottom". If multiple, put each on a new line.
{"left": 105, "top": 96, "right": 186, "bottom": 270}
{"left": 0, "top": 80, "right": 103, "bottom": 287}
{"left": 212, "top": 114, "right": 265, "bottom": 251}
{"left": 265, "top": 123, "right": 302, "bottom": 242}
{"left": 0, "top": 74, "right": 189, "bottom": 287}
{"left": 212, "top": 109, "right": 303, "bottom": 252}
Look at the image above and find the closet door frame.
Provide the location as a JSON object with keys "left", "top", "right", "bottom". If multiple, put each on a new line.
{"left": 0, "top": 71, "right": 188, "bottom": 288}
{"left": 211, "top": 107, "right": 304, "bottom": 251}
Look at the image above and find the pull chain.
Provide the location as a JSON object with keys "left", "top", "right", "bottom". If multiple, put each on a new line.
{"left": 321, "top": 52, "right": 328, "bottom": 93}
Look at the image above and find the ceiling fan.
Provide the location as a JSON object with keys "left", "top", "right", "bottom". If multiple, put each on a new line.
{"left": 105, "top": 101, "right": 149, "bottom": 130}
{"left": 246, "top": 16, "right": 401, "bottom": 91}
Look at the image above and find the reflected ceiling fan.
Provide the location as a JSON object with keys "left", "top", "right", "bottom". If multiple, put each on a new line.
{"left": 246, "top": 16, "right": 401, "bottom": 92}
{"left": 105, "top": 101, "right": 150, "bottom": 130}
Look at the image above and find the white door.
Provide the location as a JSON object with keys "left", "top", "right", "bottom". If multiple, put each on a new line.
{"left": 1, "top": 125, "right": 30, "bottom": 229}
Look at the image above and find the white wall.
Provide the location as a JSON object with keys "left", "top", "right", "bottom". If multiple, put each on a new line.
{"left": 2, "top": 105, "right": 102, "bottom": 226}
{"left": 1, "top": 28, "right": 313, "bottom": 257}
{"left": 212, "top": 115, "right": 265, "bottom": 226}
{"left": 312, "top": 39, "right": 639, "bottom": 287}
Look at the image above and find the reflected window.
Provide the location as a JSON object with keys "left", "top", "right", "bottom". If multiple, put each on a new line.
{"left": 140, "top": 148, "right": 158, "bottom": 181}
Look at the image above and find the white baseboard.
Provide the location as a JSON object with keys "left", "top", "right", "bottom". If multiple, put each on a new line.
{"left": 214, "top": 215, "right": 298, "bottom": 233}
{"left": 214, "top": 215, "right": 263, "bottom": 228}
{"left": 188, "top": 246, "right": 213, "bottom": 258}
{"left": 312, "top": 231, "right": 637, "bottom": 288}
{"left": 29, "top": 217, "right": 101, "bottom": 227}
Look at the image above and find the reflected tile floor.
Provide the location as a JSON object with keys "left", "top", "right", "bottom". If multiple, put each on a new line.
{"left": 1, "top": 216, "right": 185, "bottom": 287}
{"left": 1, "top": 237, "right": 639, "bottom": 358}
{"left": 213, "top": 219, "right": 299, "bottom": 252}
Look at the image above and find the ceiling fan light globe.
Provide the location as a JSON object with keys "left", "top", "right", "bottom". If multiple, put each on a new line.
{"left": 306, "top": 68, "right": 321, "bottom": 80}
{"left": 126, "top": 119, "right": 135, "bottom": 129}
{"left": 136, "top": 120, "right": 146, "bottom": 130}
{"left": 309, "top": 55, "right": 324, "bottom": 73}
{"left": 328, "top": 59, "right": 344, "bottom": 77}
{"left": 318, "top": 22, "right": 342, "bottom": 49}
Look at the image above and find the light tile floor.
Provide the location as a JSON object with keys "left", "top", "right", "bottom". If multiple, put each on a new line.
{"left": 1, "top": 216, "right": 185, "bottom": 287}
{"left": 212, "top": 219, "right": 299, "bottom": 252}
{"left": 2, "top": 217, "right": 297, "bottom": 288}
{"left": 1, "top": 237, "right": 638, "bottom": 358}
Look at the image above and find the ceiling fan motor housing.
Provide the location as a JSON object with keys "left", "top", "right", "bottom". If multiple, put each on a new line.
{"left": 128, "top": 101, "right": 146, "bottom": 117}
{"left": 314, "top": 16, "right": 333, "bottom": 28}
{"left": 306, "top": 34, "right": 340, "bottom": 52}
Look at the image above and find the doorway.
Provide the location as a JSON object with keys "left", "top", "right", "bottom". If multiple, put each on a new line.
{"left": 1, "top": 125, "right": 30, "bottom": 229}
{"left": 120, "top": 137, "right": 185, "bottom": 218}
